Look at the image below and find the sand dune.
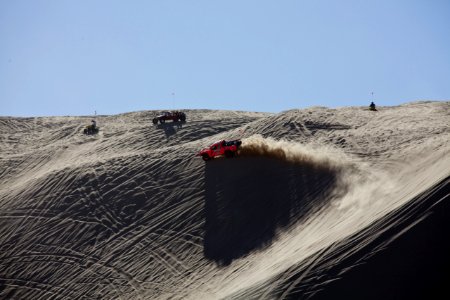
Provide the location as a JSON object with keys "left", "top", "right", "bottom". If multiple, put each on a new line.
{"left": 0, "top": 102, "right": 449, "bottom": 299}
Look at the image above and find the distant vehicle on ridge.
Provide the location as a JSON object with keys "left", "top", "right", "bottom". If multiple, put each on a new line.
{"left": 83, "top": 120, "right": 99, "bottom": 135}
{"left": 152, "top": 111, "right": 186, "bottom": 124}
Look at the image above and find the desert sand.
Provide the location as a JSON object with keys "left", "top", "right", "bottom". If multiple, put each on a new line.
{"left": 0, "top": 101, "right": 449, "bottom": 299}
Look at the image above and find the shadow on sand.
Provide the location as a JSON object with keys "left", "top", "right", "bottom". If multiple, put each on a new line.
{"left": 204, "top": 156, "right": 341, "bottom": 265}
{"left": 155, "top": 121, "right": 185, "bottom": 137}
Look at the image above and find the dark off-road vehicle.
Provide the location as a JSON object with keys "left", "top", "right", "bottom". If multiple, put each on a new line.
{"left": 83, "top": 125, "right": 99, "bottom": 135}
{"left": 152, "top": 111, "right": 186, "bottom": 124}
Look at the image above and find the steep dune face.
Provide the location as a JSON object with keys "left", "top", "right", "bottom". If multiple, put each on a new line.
{"left": 0, "top": 110, "right": 267, "bottom": 299}
{"left": 204, "top": 154, "right": 343, "bottom": 265}
{"left": 0, "top": 102, "right": 449, "bottom": 299}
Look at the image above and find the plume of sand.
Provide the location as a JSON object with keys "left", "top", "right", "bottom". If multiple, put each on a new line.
{"left": 239, "top": 135, "right": 348, "bottom": 171}
{"left": 239, "top": 135, "right": 365, "bottom": 209}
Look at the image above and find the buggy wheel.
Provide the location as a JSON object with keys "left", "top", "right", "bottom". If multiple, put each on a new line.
{"left": 152, "top": 118, "right": 158, "bottom": 124}
{"left": 202, "top": 154, "right": 211, "bottom": 161}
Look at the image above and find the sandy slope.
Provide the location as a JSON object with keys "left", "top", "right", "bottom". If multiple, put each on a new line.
{"left": 0, "top": 102, "right": 449, "bottom": 299}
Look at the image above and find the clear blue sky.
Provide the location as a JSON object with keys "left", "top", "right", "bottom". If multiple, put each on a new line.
{"left": 1, "top": 0, "right": 449, "bottom": 116}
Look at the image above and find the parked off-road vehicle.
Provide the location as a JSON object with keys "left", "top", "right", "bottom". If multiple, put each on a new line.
{"left": 152, "top": 111, "right": 186, "bottom": 124}
{"left": 83, "top": 125, "right": 99, "bottom": 135}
